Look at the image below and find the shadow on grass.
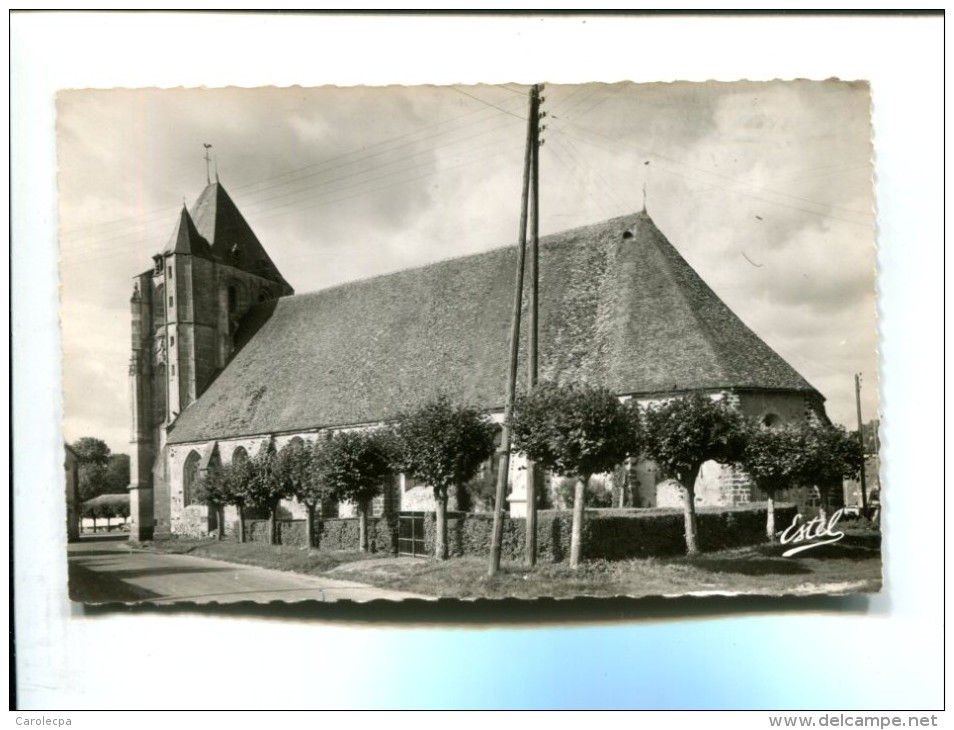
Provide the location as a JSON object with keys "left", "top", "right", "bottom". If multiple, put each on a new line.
{"left": 687, "top": 557, "right": 812, "bottom": 576}
{"left": 792, "top": 543, "right": 882, "bottom": 561}
{"left": 752, "top": 539, "right": 881, "bottom": 562}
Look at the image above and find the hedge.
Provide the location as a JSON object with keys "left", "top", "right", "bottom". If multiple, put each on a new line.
{"left": 421, "top": 504, "right": 796, "bottom": 562}
{"left": 229, "top": 516, "right": 398, "bottom": 554}
{"left": 227, "top": 504, "right": 795, "bottom": 561}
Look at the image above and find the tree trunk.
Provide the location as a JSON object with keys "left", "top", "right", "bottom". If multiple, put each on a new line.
{"left": 305, "top": 503, "right": 316, "bottom": 549}
{"left": 217, "top": 506, "right": 225, "bottom": 541}
{"left": 358, "top": 501, "right": 369, "bottom": 553}
{"left": 435, "top": 489, "right": 448, "bottom": 561}
{"left": 569, "top": 475, "right": 588, "bottom": 569}
{"left": 237, "top": 506, "right": 246, "bottom": 543}
{"left": 682, "top": 467, "right": 700, "bottom": 556}
{"left": 268, "top": 503, "right": 278, "bottom": 545}
{"left": 817, "top": 485, "right": 829, "bottom": 525}
{"left": 525, "top": 462, "right": 537, "bottom": 567}
{"left": 91, "top": 516, "right": 97, "bottom": 533}
{"left": 766, "top": 495, "right": 776, "bottom": 542}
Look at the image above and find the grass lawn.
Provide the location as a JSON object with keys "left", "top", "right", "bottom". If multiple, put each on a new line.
{"left": 331, "top": 529, "right": 881, "bottom": 599}
{"left": 134, "top": 527, "right": 880, "bottom": 599}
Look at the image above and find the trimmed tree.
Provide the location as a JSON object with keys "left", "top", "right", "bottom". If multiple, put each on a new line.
{"left": 193, "top": 462, "right": 231, "bottom": 541}
{"left": 395, "top": 397, "right": 497, "bottom": 560}
{"left": 102, "top": 500, "right": 116, "bottom": 531}
{"left": 276, "top": 439, "right": 326, "bottom": 549}
{"left": 737, "top": 421, "right": 806, "bottom": 541}
{"left": 81, "top": 501, "right": 97, "bottom": 533}
{"left": 509, "top": 381, "right": 641, "bottom": 568}
{"left": 243, "top": 442, "right": 288, "bottom": 545}
{"left": 225, "top": 456, "right": 256, "bottom": 543}
{"left": 115, "top": 496, "right": 130, "bottom": 528}
{"left": 797, "top": 421, "right": 865, "bottom": 524}
{"left": 314, "top": 430, "right": 394, "bottom": 553}
{"left": 643, "top": 393, "right": 746, "bottom": 556}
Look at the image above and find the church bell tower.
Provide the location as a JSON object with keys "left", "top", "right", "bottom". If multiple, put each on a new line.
{"left": 128, "top": 179, "right": 293, "bottom": 540}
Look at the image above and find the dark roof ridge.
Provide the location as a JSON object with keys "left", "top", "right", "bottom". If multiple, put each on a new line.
{"left": 635, "top": 213, "right": 818, "bottom": 394}
{"left": 635, "top": 214, "right": 730, "bottom": 383}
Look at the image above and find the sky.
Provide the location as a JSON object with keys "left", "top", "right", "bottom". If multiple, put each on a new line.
{"left": 57, "top": 80, "right": 878, "bottom": 455}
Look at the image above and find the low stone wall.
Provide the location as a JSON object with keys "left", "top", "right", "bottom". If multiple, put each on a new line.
{"left": 420, "top": 504, "right": 795, "bottom": 562}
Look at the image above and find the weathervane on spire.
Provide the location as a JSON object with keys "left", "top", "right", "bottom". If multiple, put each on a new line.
{"left": 203, "top": 143, "right": 213, "bottom": 184}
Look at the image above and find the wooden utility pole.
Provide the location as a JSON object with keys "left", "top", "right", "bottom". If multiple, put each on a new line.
{"left": 855, "top": 373, "right": 869, "bottom": 518}
{"left": 525, "top": 85, "right": 543, "bottom": 567}
{"left": 489, "top": 86, "right": 539, "bottom": 577}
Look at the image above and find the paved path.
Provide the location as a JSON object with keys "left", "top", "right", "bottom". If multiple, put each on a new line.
{"left": 68, "top": 537, "right": 431, "bottom": 605}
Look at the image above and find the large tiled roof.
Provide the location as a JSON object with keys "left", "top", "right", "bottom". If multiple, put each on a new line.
{"left": 168, "top": 211, "right": 819, "bottom": 444}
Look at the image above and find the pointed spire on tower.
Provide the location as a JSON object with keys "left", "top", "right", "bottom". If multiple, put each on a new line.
{"left": 189, "top": 181, "right": 292, "bottom": 293}
{"left": 163, "top": 205, "right": 212, "bottom": 258}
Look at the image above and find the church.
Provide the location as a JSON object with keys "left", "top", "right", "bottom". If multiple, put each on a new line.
{"left": 127, "top": 179, "right": 828, "bottom": 541}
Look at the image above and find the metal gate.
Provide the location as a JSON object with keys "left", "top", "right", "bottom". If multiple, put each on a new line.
{"left": 398, "top": 512, "right": 427, "bottom": 557}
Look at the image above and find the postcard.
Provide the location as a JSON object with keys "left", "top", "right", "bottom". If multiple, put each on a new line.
{"left": 58, "top": 81, "right": 881, "bottom": 604}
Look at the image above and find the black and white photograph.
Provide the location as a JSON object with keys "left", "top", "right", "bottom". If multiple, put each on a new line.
{"left": 13, "top": 11, "right": 945, "bottom": 715}
{"left": 58, "top": 80, "right": 882, "bottom": 604}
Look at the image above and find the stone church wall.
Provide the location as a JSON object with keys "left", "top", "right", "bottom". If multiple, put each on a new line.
{"left": 163, "top": 389, "right": 825, "bottom": 537}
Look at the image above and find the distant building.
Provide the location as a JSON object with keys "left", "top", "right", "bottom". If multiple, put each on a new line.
{"left": 128, "top": 181, "right": 830, "bottom": 540}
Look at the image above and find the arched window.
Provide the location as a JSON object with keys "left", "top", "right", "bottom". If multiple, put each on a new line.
{"left": 231, "top": 446, "right": 249, "bottom": 466}
{"left": 183, "top": 450, "right": 201, "bottom": 506}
